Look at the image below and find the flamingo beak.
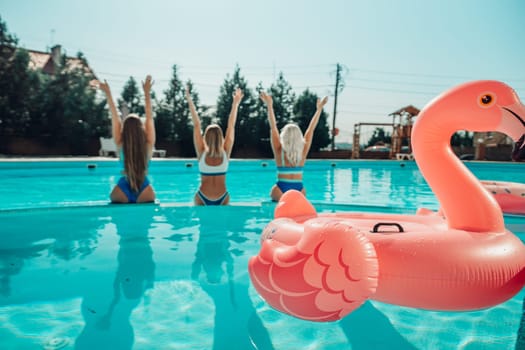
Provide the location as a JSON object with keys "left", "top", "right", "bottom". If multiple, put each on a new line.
{"left": 501, "top": 101, "right": 525, "bottom": 161}
{"left": 512, "top": 134, "right": 525, "bottom": 161}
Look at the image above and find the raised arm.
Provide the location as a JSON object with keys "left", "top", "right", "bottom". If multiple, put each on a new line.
{"left": 260, "top": 92, "right": 281, "bottom": 155}
{"left": 186, "top": 85, "right": 205, "bottom": 158}
{"left": 98, "top": 80, "right": 122, "bottom": 146}
{"left": 142, "top": 75, "right": 155, "bottom": 149}
{"left": 223, "top": 88, "right": 243, "bottom": 157}
{"left": 303, "top": 96, "right": 328, "bottom": 155}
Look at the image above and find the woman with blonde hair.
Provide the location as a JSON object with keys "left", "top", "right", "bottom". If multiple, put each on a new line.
{"left": 260, "top": 91, "right": 328, "bottom": 202}
{"left": 97, "top": 75, "right": 156, "bottom": 203}
{"left": 186, "top": 86, "right": 243, "bottom": 205}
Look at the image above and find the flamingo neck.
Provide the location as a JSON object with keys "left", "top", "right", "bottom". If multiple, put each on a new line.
{"left": 413, "top": 123, "right": 504, "bottom": 233}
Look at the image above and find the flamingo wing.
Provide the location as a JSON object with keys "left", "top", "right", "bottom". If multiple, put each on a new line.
{"left": 249, "top": 219, "right": 379, "bottom": 322}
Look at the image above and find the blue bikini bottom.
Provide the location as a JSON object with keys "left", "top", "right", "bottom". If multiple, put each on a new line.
{"left": 276, "top": 180, "right": 304, "bottom": 193}
{"left": 197, "top": 190, "right": 229, "bottom": 205}
{"left": 117, "top": 176, "right": 150, "bottom": 203}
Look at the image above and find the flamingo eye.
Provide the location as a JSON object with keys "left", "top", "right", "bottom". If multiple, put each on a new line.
{"left": 479, "top": 93, "right": 495, "bottom": 107}
{"left": 481, "top": 95, "right": 492, "bottom": 104}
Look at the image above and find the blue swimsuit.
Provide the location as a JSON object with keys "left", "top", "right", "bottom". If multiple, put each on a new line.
{"left": 196, "top": 190, "right": 229, "bottom": 205}
{"left": 116, "top": 149, "right": 151, "bottom": 203}
{"left": 276, "top": 151, "right": 304, "bottom": 193}
{"left": 276, "top": 167, "right": 304, "bottom": 192}
{"left": 117, "top": 176, "right": 151, "bottom": 203}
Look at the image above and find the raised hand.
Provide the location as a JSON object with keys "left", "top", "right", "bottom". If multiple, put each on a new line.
{"left": 317, "top": 96, "right": 328, "bottom": 110}
{"left": 185, "top": 85, "right": 192, "bottom": 101}
{"left": 94, "top": 79, "right": 111, "bottom": 95}
{"left": 233, "top": 88, "right": 244, "bottom": 105}
{"left": 259, "top": 91, "right": 273, "bottom": 105}
{"left": 142, "top": 75, "right": 153, "bottom": 93}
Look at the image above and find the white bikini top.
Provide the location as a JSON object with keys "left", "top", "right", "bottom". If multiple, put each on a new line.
{"left": 199, "top": 150, "right": 229, "bottom": 176}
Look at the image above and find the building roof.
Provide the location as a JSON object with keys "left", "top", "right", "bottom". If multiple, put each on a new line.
{"left": 27, "top": 50, "right": 50, "bottom": 71}
{"left": 388, "top": 105, "right": 420, "bottom": 117}
{"left": 26, "top": 46, "right": 96, "bottom": 77}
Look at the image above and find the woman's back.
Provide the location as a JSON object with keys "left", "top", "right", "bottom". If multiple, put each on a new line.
{"left": 187, "top": 87, "right": 243, "bottom": 205}
{"left": 260, "top": 91, "right": 328, "bottom": 201}
{"left": 199, "top": 151, "right": 228, "bottom": 198}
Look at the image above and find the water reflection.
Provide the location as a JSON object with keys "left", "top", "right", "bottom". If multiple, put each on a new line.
{"left": 0, "top": 209, "right": 102, "bottom": 298}
{"left": 513, "top": 219, "right": 525, "bottom": 350}
{"left": 191, "top": 207, "right": 274, "bottom": 350}
{"left": 339, "top": 302, "right": 416, "bottom": 349}
{"left": 75, "top": 206, "right": 156, "bottom": 350}
{"left": 517, "top": 298, "right": 525, "bottom": 350}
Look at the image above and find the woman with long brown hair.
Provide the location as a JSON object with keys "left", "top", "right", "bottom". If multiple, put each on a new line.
{"left": 186, "top": 86, "right": 243, "bottom": 205}
{"left": 97, "top": 75, "right": 156, "bottom": 203}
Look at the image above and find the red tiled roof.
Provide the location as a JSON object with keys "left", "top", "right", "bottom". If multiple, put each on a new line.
{"left": 27, "top": 50, "right": 50, "bottom": 71}
{"left": 27, "top": 48, "right": 96, "bottom": 77}
{"left": 388, "top": 105, "right": 420, "bottom": 117}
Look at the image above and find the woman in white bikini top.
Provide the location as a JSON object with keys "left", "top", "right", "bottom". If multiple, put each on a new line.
{"left": 186, "top": 86, "right": 243, "bottom": 205}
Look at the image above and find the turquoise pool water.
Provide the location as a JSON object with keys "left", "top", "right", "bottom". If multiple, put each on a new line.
{"left": 0, "top": 159, "right": 524, "bottom": 349}
{"left": 1, "top": 159, "right": 524, "bottom": 210}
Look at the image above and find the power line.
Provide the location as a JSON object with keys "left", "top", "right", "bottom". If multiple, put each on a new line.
{"left": 348, "top": 77, "right": 454, "bottom": 88}
{"left": 345, "top": 84, "right": 438, "bottom": 96}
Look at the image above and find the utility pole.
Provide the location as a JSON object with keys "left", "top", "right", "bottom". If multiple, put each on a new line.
{"left": 331, "top": 63, "right": 341, "bottom": 151}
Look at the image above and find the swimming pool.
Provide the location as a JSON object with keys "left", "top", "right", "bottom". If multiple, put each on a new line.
{"left": 1, "top": 159, "right": 524, "bottom": 349}
{"left": 2, "top": 159, "right": 524, "bottom": 211}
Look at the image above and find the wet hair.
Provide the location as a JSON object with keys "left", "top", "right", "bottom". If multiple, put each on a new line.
{"left": 280, "top": 123, "right": 304, "bottom": 166}
{"left": 204, "top": 124, "right": 224, "bottom": 158}
{"left": 121, "top": 114, "right": 148, "bottom": 192}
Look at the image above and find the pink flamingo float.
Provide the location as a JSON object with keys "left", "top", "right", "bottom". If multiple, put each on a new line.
{"left": 481, "top": 180, "right": 525, "bottom": 215}
{"left": 482, "top": 134, "right": 525, "bottom": 215}
{"left": 248, "top": 81, "right": 525, "bottom": 322}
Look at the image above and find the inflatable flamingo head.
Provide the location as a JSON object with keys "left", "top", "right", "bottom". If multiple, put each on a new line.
{"left": 412, "top": 81, "right": 525, "bottom": 232}
{"left": 414, "top": 81, "right": 525, "bottom": 157}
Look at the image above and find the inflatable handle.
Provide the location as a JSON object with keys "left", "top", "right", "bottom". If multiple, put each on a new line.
{"left": 370, "top": 222, "right": 404, "bottom": 233}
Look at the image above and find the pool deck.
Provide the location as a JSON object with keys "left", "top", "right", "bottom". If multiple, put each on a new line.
{"left": 0, "top": 155, "right": 516, "bottom": 165}
{"left": 0, "top": 156, "right": 190, "bottom": 162}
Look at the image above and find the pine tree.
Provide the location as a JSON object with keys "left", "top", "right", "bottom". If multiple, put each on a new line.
{"left": 155, "top": 65, "right": 201, "bottom": 156}
{"left": 0, "top": 17, "right": 41, "bottom": 138}
{"left": 253, "top": 73, "right": 297, "bottom": 156}
{"left": 269, "top": 72, "right": 295, "bottom": 129}
{"left": 366, "top": 128, "right": 392, "bottom": 147}
{"left": 252, "top": 81, "right": 272, "bottom": 156}
{"left": 215, "top": 65, "right": 258, "bottom": 155}
{"left": 36, "top": 53, "right": 108, "bottom": 153}
{"left": 293, "top": 89, "right": 330, "bottom": 152}
{"left": 118, "top": 76, "right": 144, "bottom": 116}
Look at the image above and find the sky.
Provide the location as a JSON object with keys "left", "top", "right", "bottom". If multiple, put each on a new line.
{"left": 1, "top": 0, "right": 525, "bottom": 144}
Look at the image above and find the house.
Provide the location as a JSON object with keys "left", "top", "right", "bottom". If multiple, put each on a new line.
{"left": 26, "top": 44, "right": 96, "bottom": 77}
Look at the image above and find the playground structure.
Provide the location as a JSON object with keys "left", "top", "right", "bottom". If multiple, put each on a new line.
{"left": 350, "top": 103, "right": 514, "bottom": 161}
{"left": 352, "top": 105, "right": 419, "bottom": 159}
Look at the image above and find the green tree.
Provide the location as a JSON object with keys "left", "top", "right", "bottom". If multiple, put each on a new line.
{"left": 451, "top": 131, "right": 473, "bottom": 147}
{"left": 366, "top": 127, "right": 392, "bottom": 147}
{"left": 35, "top": 53, "right": 108, "bottom": 153}
{"left": 0, "top": 16, "right": 108, "bottom": 154}
{"left": 155, "top": 66, "right": 185, "bottom": 139}
{"left": 215, "top": 66, "right": 258, "bottom": 154}
{"left": 269, "top": 72, "right": 295, "bottom": 129}
{"left": 0, "top": 16, "right": 42, "bottom": 138}
{"left": 251, "top": 81, "right": 273, "bottom": 156}
{"left": 253, "top": 73, "right": 297, "bottom": 156}
{"left": 118, "top": 76, "right": 144, "bottom": 116}
{"left": 292, "top": 89, "right": 330, "bottom": 152}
